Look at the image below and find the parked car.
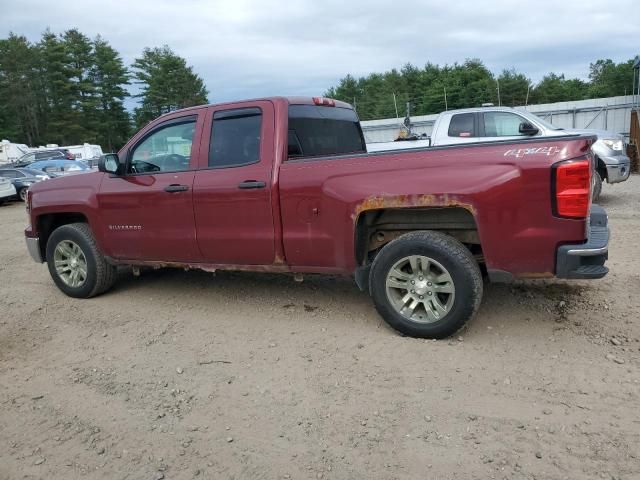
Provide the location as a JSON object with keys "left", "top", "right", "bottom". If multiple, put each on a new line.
{"left": 24, "top": 96, "right": 609, "bottom": 339}
{"left": 0, "top": 177, "right": 17, "bottom": 204}
{"left": 12, "top": 148, "right": 75, "bottom": 167}
{"left": 367, "top": 106, "right": 629, "bottom": 201}
{"left": 0, "top": 167, "right": 50, "bottom": 201}
{"left": 26, "top": 159, "right": 91, "bottom": 176}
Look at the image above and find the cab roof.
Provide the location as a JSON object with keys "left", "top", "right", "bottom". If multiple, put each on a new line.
{"left": 155, "top": 96, "right": 354, "bottom": 119}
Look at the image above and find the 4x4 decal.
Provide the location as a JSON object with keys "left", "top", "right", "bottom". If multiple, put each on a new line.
{"left": 504, "top": 146, "right": 561, "bottom": 158}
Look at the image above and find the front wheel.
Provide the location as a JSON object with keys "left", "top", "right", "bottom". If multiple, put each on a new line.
{"left": 18, "top": 187, "right": 28, "bottom": 202}
{"left": 46, "top": 223, "right": 117, "bottom": 298}
{"left": 369, "top": 231, "right": 483, "bottom": 339}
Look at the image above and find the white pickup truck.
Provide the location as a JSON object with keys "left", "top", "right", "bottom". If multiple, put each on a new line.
{"left": 367, "top": 106, "right": 630, "bottom": 200}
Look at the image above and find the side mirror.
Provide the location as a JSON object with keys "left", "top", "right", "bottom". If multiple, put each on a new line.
{"left": 99, "top": 153, "right": 121, "bottom": 174}
{"left": 519, "top": 122, "right": 539, "bottom": 136}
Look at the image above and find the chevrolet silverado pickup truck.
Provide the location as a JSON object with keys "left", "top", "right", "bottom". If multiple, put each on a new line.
{"left": 24, "top": 96, "right": 610, "bottom": 338}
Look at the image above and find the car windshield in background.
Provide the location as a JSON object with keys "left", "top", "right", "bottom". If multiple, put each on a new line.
{"left": 287, "top": 105, "right": 366, "bottom": 159}
{"left": 16, "top": 153, "right": 35, "bottom": 163}
{"left": 29, "top": 160, "right": 91, "bottom": 174}
{"left": 530, "top": 113, "right": 564, "bottom": 131}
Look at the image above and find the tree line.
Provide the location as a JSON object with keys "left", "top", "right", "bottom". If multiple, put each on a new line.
{"left": 1, "top": 29, "right": 636, "bottom": 148}
{"left": 325, "top": 58, "right": 636, "bottom": 121}
{"left": 0, "top": 30, "right": 208, "bottom": 151}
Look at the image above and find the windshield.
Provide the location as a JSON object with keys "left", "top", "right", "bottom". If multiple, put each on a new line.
{"left": 526, "top": 112, "right": 564, "bottom": 131}
{"left": 17, "top": 152, "right": 34, "bottom": 162}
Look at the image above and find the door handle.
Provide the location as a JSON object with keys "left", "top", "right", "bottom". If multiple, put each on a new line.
{"left": 164, "top": 184, "right": 189, "bottom": 193}
{"left": 238, "top": 180, "right": 266, "bottom": 189}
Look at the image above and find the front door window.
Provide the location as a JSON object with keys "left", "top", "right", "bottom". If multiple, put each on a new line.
{"left": 129, "top": 120, "right": 196, "bottom": 174}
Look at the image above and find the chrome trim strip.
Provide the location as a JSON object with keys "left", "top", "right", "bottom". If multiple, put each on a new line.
{"left": 567, "top": 245, "right": 608, "bottom": 256}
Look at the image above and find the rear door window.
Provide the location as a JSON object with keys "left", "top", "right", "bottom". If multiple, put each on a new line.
{"left": 209, "top": 108, "right": 262, "bottom": 168}
{"left": 287, "top": 105, "right": 366, "bottom": 159}
{"left": 448, "top": 113, "right": 476, "bottom": 137}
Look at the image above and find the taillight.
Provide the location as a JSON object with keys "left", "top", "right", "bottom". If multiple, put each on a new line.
{"left": 312, "top": 97, "right": 336, "bottom": 107}
{"left": 552, "top": 157, "right": 591, "bottom": 218}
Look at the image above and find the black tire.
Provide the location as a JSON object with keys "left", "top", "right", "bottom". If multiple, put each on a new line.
{"left": 46, "top": 222, "right": 117, "bottom": 298}
{"left": 369, "top": 230, "right": 483, "bottom": 339}
{"left": 592, "top": 171, "right": 602, "bottom": 202}
{"left": 18, "top": 187, "right": 28, "bottom": 202}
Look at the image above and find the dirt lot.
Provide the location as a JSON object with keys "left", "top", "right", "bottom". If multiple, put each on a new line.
{"left": 1, "top": 178, "right": 639, "bottom": 480}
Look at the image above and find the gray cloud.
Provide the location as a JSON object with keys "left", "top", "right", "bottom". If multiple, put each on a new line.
{"left": 3, "top": 0, "right": 638, "bottom": 104}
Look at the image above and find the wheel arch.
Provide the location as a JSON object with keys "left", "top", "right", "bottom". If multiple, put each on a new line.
{"left": 354, "top": 206, "right": 483, "bottom": 289}
{"left": 36, "top": 212, "right": 90, "bottom": 261}
{"left": 595, "top": 156, "right": 608, "bottom": 181}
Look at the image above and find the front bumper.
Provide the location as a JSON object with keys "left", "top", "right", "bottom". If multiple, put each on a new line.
{"left": 26, "top": 236, "right": 43, "bottom": 263}
{"left": 556, "top": 205, "right": 609, "bottom": 279}
{"left": 602, "top": 154, "right": 630, "bottom": 184}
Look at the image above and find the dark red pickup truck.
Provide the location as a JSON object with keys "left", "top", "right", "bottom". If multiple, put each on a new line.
{"left": 24, "top": 96, "right": 609, "bottom": 338}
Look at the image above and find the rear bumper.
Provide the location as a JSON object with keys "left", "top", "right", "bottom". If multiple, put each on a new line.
{"left": 26, "top": 236, "right": 43, "bottom": 263}
{"left": 556, "top": 205, "right": 609, "bottom": 279}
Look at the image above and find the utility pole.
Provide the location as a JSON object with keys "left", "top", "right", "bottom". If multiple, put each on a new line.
{"left": 634, "top": 56, "right": 640, "bottom": 110}
{"left": 393, "top": 93, "right": 399, "bottom": 121}
{"left": 444, "top": 86, "right": 448, "bottom": 111}
{"left": 496, "top": 79, "right": 501, "bottom": 106}
{"left": 525, "top": 84, "right": 530, "bottom": 107}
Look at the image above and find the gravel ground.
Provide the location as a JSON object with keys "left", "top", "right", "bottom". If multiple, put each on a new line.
{"left": 0, "top": 177, "right": 639, "bottom": 480}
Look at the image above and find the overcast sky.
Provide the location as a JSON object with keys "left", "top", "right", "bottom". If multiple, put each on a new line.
{"left": 3, "top": 0, "right": 639, "bottom": 104}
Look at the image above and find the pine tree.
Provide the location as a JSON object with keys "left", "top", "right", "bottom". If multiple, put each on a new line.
{"left": 91, "top": 36, "right": 130, "bottom": 151}
{"left": 131, "top": 46, "right": 208, "bottom": 127}
{"left": 37, "top": 30, "right": 77, "bottom": 144}
{"left": 63, "top": 29, "right": 98, "bottom": 143}
{"left": 0, "top": 34, "right": 42, "bottom": 145}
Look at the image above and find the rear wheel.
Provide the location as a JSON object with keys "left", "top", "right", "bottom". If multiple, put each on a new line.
{"left": 46, "top": 223, "right": 117, "bottom": 298}
{"left": 370, "top": 231, "right": 483, "bottom": 338}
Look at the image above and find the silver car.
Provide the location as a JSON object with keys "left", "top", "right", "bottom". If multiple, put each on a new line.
{"left": 0, "top": 177, "right": 17, "bottom": 203}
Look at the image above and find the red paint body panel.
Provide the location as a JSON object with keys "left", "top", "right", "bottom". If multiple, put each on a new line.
{"left": 278, "top": 137, "right": 590, "bottom": 276}
{"left": 192, "top": 100, "right": 277, "bottom": 264}
{"left": 26, "top": 96, "right": 593, "bottom": 280}
{"left": 28, "top": 172, "right": 103, "bottom": 243}
{"left": 96, "top": 108, "right": 206, "bottom": 262}
{"left": 97, "top": 171, "right": 200, "bottom": 261}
